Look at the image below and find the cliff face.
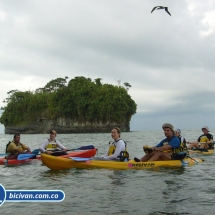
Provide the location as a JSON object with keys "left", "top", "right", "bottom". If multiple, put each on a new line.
{"left": 4, "top": 117, "right": 130, "bottom": 134}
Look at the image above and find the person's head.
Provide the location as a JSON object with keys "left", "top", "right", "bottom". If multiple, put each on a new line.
{"left": 111, "top": 127, "right": 121, "bottom": 140}
{"left": 201, "top": 126, "right": 209, "bottom": 134}
{"left": 174, "top": 128, "right": 181, "bottom": 137}
{"left": 162, "top": 123, "right": 174, "bottom": 138}
{"left": 13, "top": 134, "right": 20, "bottom": 144}
{"left": 50, "top": 130, "right": 57, "bottom": 139}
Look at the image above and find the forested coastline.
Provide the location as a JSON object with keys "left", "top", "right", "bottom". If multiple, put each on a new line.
{"left": 0, "top": 76, "right": 137, "bottom": 133}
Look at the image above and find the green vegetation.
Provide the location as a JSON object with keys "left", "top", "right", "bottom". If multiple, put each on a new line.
{"left": 0, "top": 76, "right": 137, "bottom": 126}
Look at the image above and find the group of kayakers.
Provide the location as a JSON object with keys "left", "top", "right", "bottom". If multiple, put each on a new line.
{"left": 4, "top": 124, "right": 214, "bottom": 162}
{"left": 133, "top": 124, "right": 214, "bottom": 162}
{"left": 5, "top": 130, "right": 68, "bottom": 159}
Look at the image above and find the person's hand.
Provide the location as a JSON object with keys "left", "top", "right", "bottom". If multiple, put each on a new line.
{"left": 144, "top": 147, "right": 154, "bottom": 154}
{"left": 45, "top": 150, "right": 52, "bottom": 155}
{"left": 63, "top": 148, "right": 67, "bottom": 152}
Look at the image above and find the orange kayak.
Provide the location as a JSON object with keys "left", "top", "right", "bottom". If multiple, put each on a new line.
{"left": 0, "top": 148, "right": 97, "bottom": 165}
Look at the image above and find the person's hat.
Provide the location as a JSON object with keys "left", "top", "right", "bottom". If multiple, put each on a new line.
{"left": 175, "top": 128, "right": 181, "bottom": 134}
{"left": 202, "top": 126, "right": 209, "bottom": 132}
{"left": 162, "top": 123, "right": 174, "bottom": 131}
{"left": 50, "top": 130, "right": 57, "bottom": 135}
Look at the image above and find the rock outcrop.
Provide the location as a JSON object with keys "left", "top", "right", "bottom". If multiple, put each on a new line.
{"left": 5, "top": 117, "right": 130, "bottom": 134}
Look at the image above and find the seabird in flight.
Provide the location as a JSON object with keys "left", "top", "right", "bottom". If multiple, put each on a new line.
{"left": 151, "top": 6, "right": 171, "bottom": 16}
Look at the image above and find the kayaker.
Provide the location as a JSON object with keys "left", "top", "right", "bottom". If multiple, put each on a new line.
{"left": 175, "top": 128, "right": 187, "bottom": 149}
{"left": 6, "top": 134, "right": 32, "bottom": 159}
{"left": 99, "top": 127, "right": 129, "bottom": 161}
{"left": 134, "top": 123, "right": 182, "bottom": 162}
{"left": 187, "top": 126, "right": 214, "bottom": 149}
{"left": 39, "top": 130, "right": 68, "bottom": 156}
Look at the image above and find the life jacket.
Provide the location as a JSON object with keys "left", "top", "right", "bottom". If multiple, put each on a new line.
{"left": 199, "top": 134, "right": 214, "bottom": 149}
{"left": 171, "top": 152, "right": 187, "bottom": 160}
{"left": 107, "top": 139, "right": 129, "bottom": 161}
{"left": 178, "top": 136, "right": 187, "bottom": 149}
{"left": 45, "top": 139, "right": 58, "bottom": 151}
{"left": 5, "top": 141, "right": 24, "bottom": 153}
{"left": 172, "top": 142, "right": 185, "bottom": 154}
{"left": 5, "top": 141, "right": 12, "bottom": 153}
{"left": 199, "top": 135, "right": 210, "bottom": 143}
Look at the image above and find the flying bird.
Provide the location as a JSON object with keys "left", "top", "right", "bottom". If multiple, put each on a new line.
{"left": 151, "top": 6, "right": 171, "bottom": 16}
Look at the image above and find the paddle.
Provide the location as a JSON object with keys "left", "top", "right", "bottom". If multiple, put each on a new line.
{"left": 0, "top": 153, "right": 9, "bottom": 157}
{"left": 50, "top": 145, "right": 96, "bottom": 156}
{"left": 0, "top": 149, "right": 40, "bottom": 157}
{"left": 50, "top": 145, "right": 95, "bottom": 153}
{"left": 32, "top": 149, "right": 40, "bottom": 154}
{"left": 70, "top": 157, "right": 92, "bottom": 161}
{"left": 66, "top": 145, "right": 95, "bottom": 151}
{"left": 17, "top": 153, "right": 37, "bottom": 160}
{"left": 18, "top": 145, "right": 95, "bottom": 160}
{"left": 186, "top": 155, "right": 199, "bottom": 164}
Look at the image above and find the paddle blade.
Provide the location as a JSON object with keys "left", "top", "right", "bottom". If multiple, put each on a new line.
{"left": 32, "top": 149, "right": 40, "bottom": 155}
{"left": 17, "top": 154, "right": 36, "bottom": 160}
{"left": 67, "top": 145, "right": 95, "bottom": 151}
{"left": 75, "top": 145, "right": 95, "bottom": 150}
{"left": 70, "top": 157, "right": 92, "bottom": 161}
{"left": 0, "top": 153, "right": 9, "bottom": 157}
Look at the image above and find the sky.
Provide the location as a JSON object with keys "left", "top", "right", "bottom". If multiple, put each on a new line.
{"left": 0, "top": 0, "right": 215, "bottom": 133}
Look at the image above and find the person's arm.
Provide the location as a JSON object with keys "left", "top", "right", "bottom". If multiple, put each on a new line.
{"left": 21, "top": 143, "right": 31, "bottom": 153}
{"left": 7, "top": 142, "right": 20, "bottom": 154}
{"left": 154, "top": 140, "right": 165, "bottom": 149}
{"left": 206, "top": 134, "right": 214, "bottom": 144}
{"left": 197, "top": 136, "right": 201, "bottom": 142}
{"left": 155, "top": 137, "right": 180, "bottom": 151}
{"left": 154, "top": 144, "right": 172, "bottom": 151}
{"left": 169, "top": 137, "right": 180, "bottom": 148}
{"left": 208, "top": 139, "right": 214, "bottom": 144}
{"left": 103, "top": 141, "right": 125, "bottom": 159}
{"left": 39, "top": 140, "right": 50, "bottom": 153}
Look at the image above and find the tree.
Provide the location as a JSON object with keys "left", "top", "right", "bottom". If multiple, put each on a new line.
{"left": 0, "top": 76, "right": 137, "bottom": 127}
{"left": 123, "top": 82, "right": 132, "bottom": 91}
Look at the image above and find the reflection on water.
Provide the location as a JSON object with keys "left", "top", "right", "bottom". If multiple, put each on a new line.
{"left": 0, "top": 130, "right": 215, "bottom": 214}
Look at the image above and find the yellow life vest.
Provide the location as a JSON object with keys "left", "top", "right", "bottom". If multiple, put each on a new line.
{"left": 6, "top": 141, "right": 25, "bottom": 154}
{"left": 172, "top": 142, "right": 185, "bottom": 154}
{"left": 199, "top": 135, "right": 209, "bottom": 143}
{"left": 107, "top": 140, "right": 129, "bottom": 161}
{"left": 46, "top": 139, "right": 58, "bottom": 151}
{"left": 162, "top": 137, "right": 185, "bottom": 154}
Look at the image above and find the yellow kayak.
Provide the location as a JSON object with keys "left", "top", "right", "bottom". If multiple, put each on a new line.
{"left": 41, "top": 154, "right": 203, "bottom": 171}
{"left": 188, "top": 149, "right": 214, "bottom": 155}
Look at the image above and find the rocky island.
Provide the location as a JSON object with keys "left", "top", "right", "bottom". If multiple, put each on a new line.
{"left": 0, "top": 76, "right": 137, "bottom": 134}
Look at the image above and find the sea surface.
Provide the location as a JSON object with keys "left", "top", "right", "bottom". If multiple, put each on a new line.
{"left": 0, "top": 130, "right": 215, "bottom": 215}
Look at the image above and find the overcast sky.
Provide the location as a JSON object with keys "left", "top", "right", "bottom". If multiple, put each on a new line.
{"left": 0, "top": 0, "right": 215, "bottom": 133}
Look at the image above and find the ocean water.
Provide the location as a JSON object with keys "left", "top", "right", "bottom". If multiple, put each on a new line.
{"left": 0, "top": 130, "right": 215, "bottom": 215}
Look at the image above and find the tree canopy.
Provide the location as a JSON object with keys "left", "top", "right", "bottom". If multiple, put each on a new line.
{"left": 0, "top": 76, "right": 137, "bottom": 126}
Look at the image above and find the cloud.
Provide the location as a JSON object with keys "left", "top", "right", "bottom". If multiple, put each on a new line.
{"left": 0, "top": 0, "right": 215, "bottom": 131}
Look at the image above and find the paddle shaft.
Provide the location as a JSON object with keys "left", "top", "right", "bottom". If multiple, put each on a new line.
{"left": 48, "top": 145, "right": 95, "bottom": 152}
